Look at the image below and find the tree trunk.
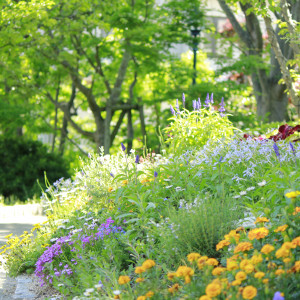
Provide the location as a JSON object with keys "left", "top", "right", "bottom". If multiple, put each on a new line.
{"left": 127, "top": 109, "right": 134, "bottom": 153}
{"left": 59, "top": 115, "right": 68, "bottom": 155}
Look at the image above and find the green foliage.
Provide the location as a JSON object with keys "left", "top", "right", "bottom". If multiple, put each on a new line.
{"left": 164, "top": 103, "right": 238, "bottom": 155}
{"left": 0, "top": 136, "right": 70, "bottom": 201}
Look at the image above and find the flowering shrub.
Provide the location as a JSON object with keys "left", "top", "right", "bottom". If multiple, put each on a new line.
{"left": 165, "top": 94, "right": 238, "bottom": 155}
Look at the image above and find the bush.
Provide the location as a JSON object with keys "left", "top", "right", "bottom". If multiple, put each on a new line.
{"left": 0, "top": 136, "right": 70, "bottom": 201}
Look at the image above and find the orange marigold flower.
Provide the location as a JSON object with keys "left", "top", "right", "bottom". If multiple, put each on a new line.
{"left": 142, "top": 259, "right": 155, "bottom": 270}
{"left": 261, "top": 244, "right": 275, "bottom": 254}
{"left": 145, "top": 291, "right": 154, "bottom": 298}
{"left": 291, "top": 236, "right": 300, "bottom": 247}
{"left": 206, "top": 258, "right": 219, "bottom": 266}
{"left": 227, "top": 261, "right": 239, "bottom": 271}
{"left": 244, "top": 264, "right": 255, "bottom": 274}
{"left": 242, "top": 286, "right": 257, "bottom": 299}
{"left": 118, "top": 275, "right": 130, "bottom": 285}
{"left": 251, "top": 254, "right": 263, "bottom": 265}
{"left": 232, "top": 280, "right": 241, "bottom": 286}
{"left": 108, "top": 187, "right": 114, "bottom": 192}
{"left": 248, "top": 227, "right": 269, "bottom": 240}
{"left": 293, "top": 207, "right": 300, "bottom": 215}
{"left": 254, "top": 272, "right": 265, "bottom": 279}
{"left": 268, "top": 262, "right": 277, "bottom": 269}
{"left": 224, "top": 230, "right": 240, "bottom": 243}
{"left": 240, "top": 259, "right": 252, "bottom": 270}
{"left": 275, "top": 269, "right": 285, "bottom": 276}
{"left": 276, "top": 247, "right": 291, "bottom": 259}
{"left": 236, "top": 226, "right": 245, "bottom": 232}
{"left": 291, "top": 261, "right": 300, "bottom": 273}
{"left": 235, "top": 271, "right": 247, "bottom": 281}
{"left": 254, "top": 217, "right": 269, "bottom": 224}
{"left": 282, "top": 242, "right": 296, "bottom": 250}
{"left": 212, "top": 267, "right": 226, "bottom": 276}
{"left": 263, "top": 278, "right": 269, "bottom": 284}
{"left": 136, "top": 278, "right": 145, "bottom": 283}
{"left": 176, "top": 266, "right": 194, "bottom": 277}
{"left": 122, "top": 179, "right": 128, "bottom": 186}
{"left": 274, "top": 224, "right": 288, "bottom": 233}
{"left": 168, "top": 283, "right": 181, "bottom": 294}
{"left": 135, "top": 266, "right": 146, "bottom": 274}
{"left": 234, "top": 242, "right": 253, "bottom": 254}
{"left": 205, "top": 283, "right": 221, "bottom": 298}
{"left": 185, "top": 275, "right": 192, "bottom": 284}
{"left": 283, "top": 258, "right": 291, "bottom": 264}
{"left": 199, "top": 296, "right": 212, "bottom": 300}
{"left": 167, "top": 272, "right": 177, "bottom": 280}
{"left": 137, "top": 296, "right": 146, "bottom": 300}
{"left": 187, "top": 253, "right": 201, "bottom": 262}
{"left": 216, "top": 240, "right": 231, "bottom": 251}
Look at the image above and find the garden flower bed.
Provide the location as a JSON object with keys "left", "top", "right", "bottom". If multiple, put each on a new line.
{"left": 0, "top": 95, "right": 299, "bottom": 299}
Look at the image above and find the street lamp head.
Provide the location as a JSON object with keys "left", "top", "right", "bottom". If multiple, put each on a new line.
{"left": 190, "top": 28, "right": 201, "bottom": 38}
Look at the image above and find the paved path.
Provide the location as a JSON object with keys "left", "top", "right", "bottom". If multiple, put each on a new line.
{"left": 0, "top": 216, "right": 47, "bottom": 299}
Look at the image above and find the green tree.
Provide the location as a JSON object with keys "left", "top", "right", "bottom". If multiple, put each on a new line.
{"left": 217, "top": 0, "right": 300, "bottom": 121}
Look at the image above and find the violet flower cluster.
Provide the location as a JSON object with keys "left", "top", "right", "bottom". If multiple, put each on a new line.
{"left": 35, "top": 218, "right": 125, "bottom": 286}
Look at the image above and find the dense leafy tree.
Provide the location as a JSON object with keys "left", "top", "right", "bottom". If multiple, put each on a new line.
{"left": 217, "top": 0, "right": 300, "bottom": 121}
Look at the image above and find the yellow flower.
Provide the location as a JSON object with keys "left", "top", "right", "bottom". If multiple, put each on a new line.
{"left": 199, "top": 296, "right": 212, "bottom": 300}
{"left": 275, "top": 269, "right": 285, "bottom": 276}
{"left": 212, "top": 267, "right": 226, "bottom": 276}
{"left": 282, "top": 242, "right": 296, "bottom": 250}
{"left": 254, "top": 272, "right": 265, "bottom": 279}
{"left": 283, "top": 258, "right": 291, "bottom": 264}
{"left": 216, "top": 240, "right": 230, "bottom": 251}
{"left": 261, "top": 244, "right": 275, "bottom": 254}
{"left": 42, "top": 244, "right": 49, "bottom": 248}
{"left": 254, "top": 217, "right": 269, "bottom": 224}
{"left": 227, "top": 261, "right": 239, "bottom": 271}
{"left": 276, "top": 247, "right": 291, "bottom": 259}
{"left": 0, "top": 245, "right": 6, "bottom": 250}
{"left": 108, "top": 187, "right": 113, "bottom": 192}
{"left": 136, "top": 278, "right": 144, "bottom": 283}
{"left": 251, "top": 254, "right": 263, "bottom": 265}
{"left": 206, "top": 258, "right": 219, "bottom": 266}
{"left": 262, "top": 278, "right": 269, "bottom": 284}
{"left": 168, "top": 283, "right": 181, "bottom": 294}
{"left": 122, "top": 180, "right": 128, "bottom": 186}
{"left": 135, "top": 266, "right": 146, "bottom": 274}
{"left": 232, "top": 280, "right": 241, "bottom": 286}
{"left": 240, "top": 259, "right": 252, "bottom": 271}
{"left": 185, "top": 275, "right": 192, "bottom": 284}
{"left": 285, "top": 191, "right": 300, "bottom": 198}
{"left": 142, "top": 259, "right": 155, "bottom": 270}
{"left": 242, "top": 286, "right": 257, "bottom": 299}
{"left": 197, "top": 256, "right": 208, "bottom": 269}
{"left": 244, "top": 264, "right": 255, "bottom": 274}
{"left": 234, "top": 242, "right": 253, "bottom": 254}
{"left": 292, "top": 261, "right": 300, "bottom": 272}
{"left": 118, "top": 275, "right": 130, "bottom": 285}
{"left": 137, "top": 296, "right": 146, "bottom": 300}
{"left": 224, "top": 230, "right": 240, "bottom": 243}
{"left": 235, "top": 271, "right": 247, "bottom": 281}
{"left": 176, "top": 266, "right": 194, "bottom": 277}
{"left": 274, "top": 224, "right": 288, "bottom": 233}
{"left": 248, "top": 227, "right": 269, "bottom": 240}
{"left": 291, "top": 236, "right": 300, "bottom": 247}
{"left": 187, "top": 252, "right": 201, "bottom": 262}
{"left": 293, "top": 207, "right": 300, "bottom": 215}
{"left": 4, "top": 233, "right": 13, "bottom": 239}
{"left": 145, "top": 291, "right": 154, "bottom": 298}
{"left": 205, "top": 283, "right": 221, "bottom": 298}
{"left": 167, "top": 272, "right": 177, "bottom": 280}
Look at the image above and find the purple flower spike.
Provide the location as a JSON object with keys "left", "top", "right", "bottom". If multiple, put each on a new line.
{"left": 197, "top": 98, "right": 201, "bottom": 110}
{"left": 219, "top": 97, "right": 225, "bottom": 117}
{"left": 289, "top": 142, "right": 296, "bottom": 156}
{"left": 204, "top": 93, "right": 210, "bottom": 108}
{"left": 192, "top": 100, "right": 197, "bottom": 110}
{"left": 273, "top": 143, "right": 280, "bottom": 158}
{"left": 110, "top": 172, "right": 114, "bottom": 178}
{"left": 135, "top": 155, "right": 139, "bottom": 164}
{"left": 170, "top": 105, "right": 175, "bottom": 115}
{"left": 219, "top": 156, "right": 223, "bottom": 162}
{"left": 210, "top": 93, "right": 214, "bottom": 104}
{"left": 182, "top": 93, "right": 185, "bottom": 108}
{"left": 154, "top": 171, "right": 158, "bottom": 178}
{"left": 176, "top": 99, "right": 179, "bottom": 110}
{"left": 121, "top": 143, "right": 126, "bottom": 151}
{"left": 273, "top": 292, "right": 284, "bottom": 300}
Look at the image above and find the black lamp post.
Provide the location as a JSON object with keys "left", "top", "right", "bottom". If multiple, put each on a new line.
{"left": 190, "top": 27, "right": 201, "bottom": 85}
